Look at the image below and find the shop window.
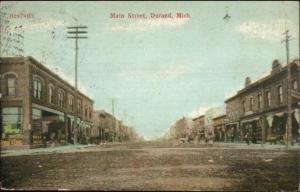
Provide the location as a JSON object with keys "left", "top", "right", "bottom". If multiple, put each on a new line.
{"left": 33, "top": 78, "right": 42, "bottom": 99}
{"left": 32, "top": 108, "right": 42, "bottom": 120}
{"left": 278, "top": 86, "right": 283, "bottom": 104}
{"left": 2, "top": 107, "right": 23, "bottom": 143}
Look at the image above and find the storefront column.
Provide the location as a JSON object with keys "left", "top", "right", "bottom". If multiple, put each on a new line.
{"left": 64, "top": 113, "right": 68, "bottom": 144}
{"left": 260, "top": 117, "right": 266, "bottom": 144}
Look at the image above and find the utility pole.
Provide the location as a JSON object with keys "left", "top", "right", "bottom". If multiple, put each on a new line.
{"left": 111, "top": 98, "right": 116, "bottom": 142}
{"left": 67, "top": 26, "right": 87, "bottom": 144}
{"left": 282, "top": 29, "right": 292, "bottom": 149}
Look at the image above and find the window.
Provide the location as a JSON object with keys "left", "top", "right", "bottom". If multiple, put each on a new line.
{"left": 266, "top": 91, "right": 271, "bottom": 107}
{"left": 7, "top": 78, "right": 16, "bottom": 96}
{"left": 89, "top": 107, "right": 92, "bottom": 119}
{"left": 293, "top": 80, "right": 298, "bottom": 90}
{"left": 68, "top": 95, "right": 74, "bottom": 111}
{"left": 249, "top": 97, "right": 253, "bottom": 111}
{"left": 278, "top": 86, "right": 283, "bottom": 104}
{"left": 2, "top": 107, "right": 23, "bottom": 140}
{"left": 33, "top": 78, "right": 42, "bottom": 99}
{"left": 49, "top": 85, "right": 54, "bottom": 104}
{"left": 258, "top": 94, "right": 262, "bottom": 110}
{"left": 58, "top": 90, "right": 65, "bottom": 108}
{"left": 85, "top": 106, "right": 88, "bottom": 118}
{"left": 242, "top": 100, "right": 246, "bottom": 113}
{"left": 77, "top": 99, "right": 82, "bottom": 114}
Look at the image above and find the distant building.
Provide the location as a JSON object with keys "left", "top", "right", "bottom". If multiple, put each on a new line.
{"left": 225, "top": 59, "right": 300, "bottom": 144}
{"left": 213, "top": 114, "right": 226, "bottom": 142}
{"left": 171, "top": 117, "right": 193, "bottom": 140}
{"left": 0, "top": 56, "right": 94, "bottom": 149}
{"left": 192, "top": 115, "right": 205, "bottom": 142}
{"left": 92, "top": 109, "right": 134, "bottom": 143}
{"left": 204, "top": 107, "right": 225, "bottom": 141}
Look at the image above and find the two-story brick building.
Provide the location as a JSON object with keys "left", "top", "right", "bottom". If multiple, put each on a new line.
{"left": 0, "top": 56, "right": 94, "bottom": 149}
{"left": 92, "top": 109, "right": 134, "bottom": 143}
{"left": 192, "top": 115, "right": 205, "bottom": 142}
{"left": 213, "top": 114, "right": 226, "bottom": 142}
{"left": 225, "top": 59, "right": 300, "bottom": 144}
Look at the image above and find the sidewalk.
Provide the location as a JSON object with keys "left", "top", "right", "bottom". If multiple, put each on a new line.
{"left": 214, "top": 142, "right": 300, "bottom": 150}
{"left": 1, "top": 144, "right": 97, "bottom": 157}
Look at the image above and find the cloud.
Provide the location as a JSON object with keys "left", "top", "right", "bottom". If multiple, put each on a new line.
{"left": 111, "top": 18, "right": 190, "bottom": 32}
{"left": 235, "top": 19, "right": 298, "bottom": 41}
{"left": 117, "top": 62, "right": 201, "bottom": 81}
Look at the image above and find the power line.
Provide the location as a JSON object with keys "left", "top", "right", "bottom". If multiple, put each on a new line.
{"left": 282, "top": 29, "right": 292, "bottom": 149}
{"left": 67, "top": 25, "right": 88, "bottom": 145}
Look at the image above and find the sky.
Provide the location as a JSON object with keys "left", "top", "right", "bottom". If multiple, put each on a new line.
{"left": 1, "top": 1, "right": 299, "bottom": 140}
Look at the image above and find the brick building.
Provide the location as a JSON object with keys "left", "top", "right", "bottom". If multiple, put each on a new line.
{"left": 192, "top": 115, "right": 205, "bottom": 142}
{"left": 0, "top": 56, "right": 94, "bottom": 149}
{"left": 225, "top": 59, "right": 300, "bottom": 144}
{"left": 212, "top": 114, "right": 226, "bottom": 142}
{"left": 92, "top": 110, "right": 133, "bottom": 143}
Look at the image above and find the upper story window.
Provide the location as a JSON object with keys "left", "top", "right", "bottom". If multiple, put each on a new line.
{"left": 68, "top": 95, "right": 74, "bottom": 111}
{"left": 3, "top": 72, "right": 17, "bottom": 97}
{"left": 242, "top": 100, "right": 246, "bottom": 113}
{"left": 293, "top": 80, "right": 298, "bottom": 90}
{"left": 266, "top": 91, "right": 271, "bottom": 107}
{"left": 278, "top": 86, "right": 283, "bottom": 104}
{"left": 58, "top": 90, "right": 65, "bottom": 108}
{"left": 85, "top": 106, "right": 88, "bottom": 118}
{"left": 77, "top": 99, "right": 82, "bottom": 114}
{"left": 49, "top": 84, "right": 55, "bottom": 104}
{"left": 249, "top": 97, "right": 253, "bottom": 111}
{"left": 89, "top": 107, "right": 92, "bottom": 119}
{"left": 33, "top": 78, "right": 43, "bottom": 99}
{"left": 7, "top": 77, "right": 16, "bottom": 96}
{"left": 258, "top": 94, "right": 262, "bottom": 110}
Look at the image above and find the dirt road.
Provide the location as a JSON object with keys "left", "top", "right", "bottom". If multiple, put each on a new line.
{"left": 1, "top": 141, "right": 299, "bottom": 191}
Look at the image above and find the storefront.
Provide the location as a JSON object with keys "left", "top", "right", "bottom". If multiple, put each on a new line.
{"left": 241, "top": 117, "right": 261, "bottom": 144}
{"left": 225, "top": 122, "right": 240, "bottom": 142}
{"left": 32, "top": 103, "right": 66, "bottom": 146}
{"left": 1, "top": 107, "right": 23, "bottom": 146}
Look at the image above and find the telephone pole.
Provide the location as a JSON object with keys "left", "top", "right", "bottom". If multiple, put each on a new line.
{"left": 67, "top": 26, "right": 88, "bottom": 144}
{"left": 282, "top": 29, "right": 292, "bottom": 149}
{"left": 112, "top": 98, "right": 116, "bottom": 142}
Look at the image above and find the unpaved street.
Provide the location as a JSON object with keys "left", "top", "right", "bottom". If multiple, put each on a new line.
{"left": 1, "top": 141, "right": 300, "bottom": 191}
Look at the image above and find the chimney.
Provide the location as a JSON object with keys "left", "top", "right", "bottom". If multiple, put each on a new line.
{"left": 271, "top": 59, "right": 282, "bottom": 74}
{"left": 245, "top": 76, "right": 251, "bottom": 87}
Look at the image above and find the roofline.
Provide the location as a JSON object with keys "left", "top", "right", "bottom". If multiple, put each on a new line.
{"left": 192, "top": 115, "right": 205, "bottom": 121}
{"left": 27, "top": 56, "right": 94, "bottom": 103}
{"left": 225, "top": 59, "right": 299, "bottom": 103}
{"left": 5, "top": 56, "right": 93, "bottom": 103}
{"left": 212, "top": 114, "right": 226, "bottom": 120}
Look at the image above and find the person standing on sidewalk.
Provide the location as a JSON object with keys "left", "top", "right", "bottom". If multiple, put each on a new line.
{"left": 244, "top": 131, "right": 250, "bottom": 145}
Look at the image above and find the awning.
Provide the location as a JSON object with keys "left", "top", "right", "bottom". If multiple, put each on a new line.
{"left": 32, "top": 103, "right": 64, "bottom": 116}
{"left": 241, "top": 117, "right": 260, "bottom": 124}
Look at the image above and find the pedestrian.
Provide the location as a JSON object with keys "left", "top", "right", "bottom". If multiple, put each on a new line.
{"left": 245, "top": 131, "right": 250, "bottom": 145}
